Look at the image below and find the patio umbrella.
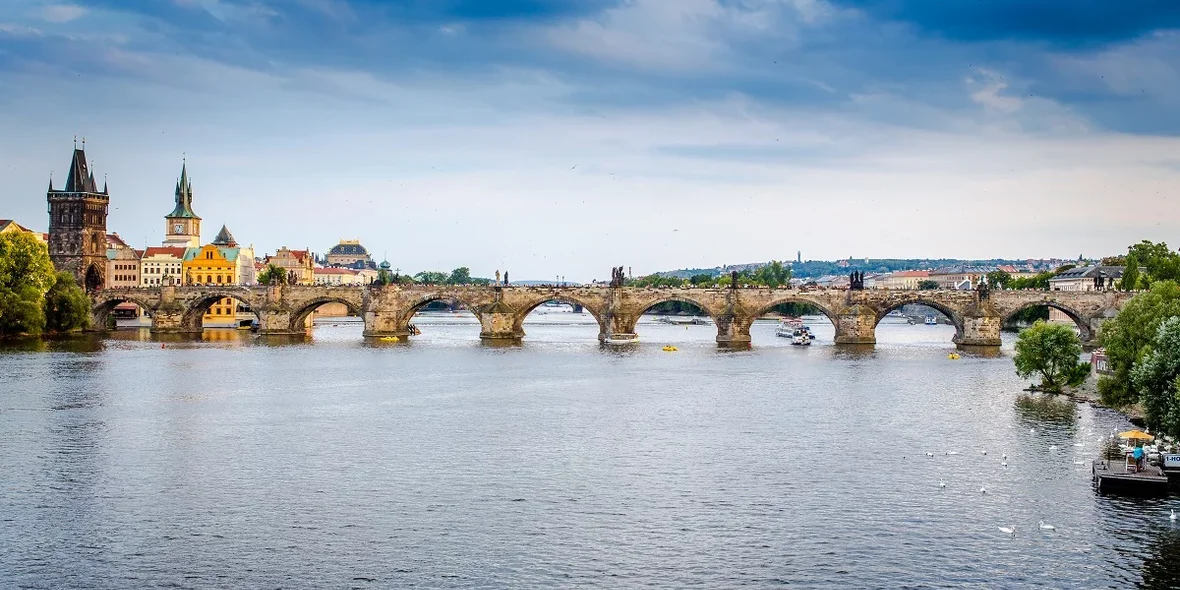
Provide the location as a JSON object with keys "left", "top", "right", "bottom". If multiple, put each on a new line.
{"left": 1118, "top": 430, "right": 1155, "bottom": 441}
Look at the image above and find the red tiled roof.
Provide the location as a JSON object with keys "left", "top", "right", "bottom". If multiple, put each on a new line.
{"left": 106, "top": 233, "right": 128, "bottom": 247}
{"left": 143, "top": 246, "right": 187, "bottom": 258}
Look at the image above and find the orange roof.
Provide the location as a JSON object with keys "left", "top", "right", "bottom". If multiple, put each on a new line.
{"left": 106, "top": 233, "right": 128, "bottom": 248}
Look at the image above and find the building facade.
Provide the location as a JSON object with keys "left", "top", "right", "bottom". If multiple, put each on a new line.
{"left": 140, "top": 247, "right": 186, "bottom": 286}
{"left": 163, "top": 161, "right": 201, "bottom": 248}
{"left": 0, "top": 220, "right": 46, "bottom": 242}
{"left": 265, "top": 247, "right": 315, "bottom": 285}
{"left": 325, "top": 239, "right": 374, "bottom": 268}
{"left": 47, "top": 146, "right": 109, "bottom": 291}
{"left": 877, "top": 270, "right": 931, "bottom": 290}
{"left": 105, "top": 233, "right": 141, "bottom": 288}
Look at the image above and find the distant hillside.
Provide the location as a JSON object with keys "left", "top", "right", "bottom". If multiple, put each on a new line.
{"left": 656, "top": 258, "right": 1082, "bottom": 279}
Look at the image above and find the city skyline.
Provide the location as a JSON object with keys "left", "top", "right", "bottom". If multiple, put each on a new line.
{"left": 2, "top": 1, "right": 1178, "bottom": 282}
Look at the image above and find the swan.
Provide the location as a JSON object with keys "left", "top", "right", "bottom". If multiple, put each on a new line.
{"left": 926, "top": 452, "right": 934, "bottom": 457}
{"left": 1002, "top": 453, "right": 1008, "bottom": 460}
{"left": 1002, "top": 461, "right": 1008, "bottom": 467}
{"left": 1049, "top": 445, "right": 1058, "bottom": 450}
{"left": 1030, "top": 428, "right": 1036, "bottom": 434}
{"left": 1039, "top": 521, "right": 1055, "bottom": 530}
{"left": 998, "top": 526, "right": 1015, "bottom": 536}
{"left": 939, "top": 479, "right": 946, "bottom": 488}
{"left": 980, "top": 485, "right": 987, "bottom": 494}
{"left": 982, "top": 450, "right": 987, "bottom": 455}
{"left": 1171, "top": 510, "right": 1176, "bottom": 522}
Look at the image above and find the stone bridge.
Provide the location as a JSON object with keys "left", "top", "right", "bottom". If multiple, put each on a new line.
{"left": 91, "top": 284, "right": 1132, "bottom": 347}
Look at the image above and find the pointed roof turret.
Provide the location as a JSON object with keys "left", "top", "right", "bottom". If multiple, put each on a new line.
{"left": 212, "top": 225, "right": 236, "bottom": 247}
{"left": 62, "top": 148, "right": 98, "bottom": 193}
{"left": 166, "top": 159, "right": 200, "bottom": 219}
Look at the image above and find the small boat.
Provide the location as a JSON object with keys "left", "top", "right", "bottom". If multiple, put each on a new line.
{"left": 776, "top": 318, "right": 804, "bottom": 338}
{"left": 925, "top": 315, "right": 938, "bottom": 325}
{"left": 662, "top": 345, "right": 678, "bottom": 352}
{"left": 380, "top": 336, "right": 400, "bottom": 342}
{"left": 948, "top": 353, "right": 960, "bottom": 360}
{"left": 791, "top": 329, "right": 811, "bottom": 346}
{"left": 604, "top": 334, "right": 639, "bottom": 345}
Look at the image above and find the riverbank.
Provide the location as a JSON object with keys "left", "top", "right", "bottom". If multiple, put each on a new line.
{"left": 1064, "top": 375, "right": 1147, "bottom": 426}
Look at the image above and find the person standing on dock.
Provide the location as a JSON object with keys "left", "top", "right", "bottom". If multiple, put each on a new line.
{"left": 1133, "top": 444, "right": 1145, "bottom": 472}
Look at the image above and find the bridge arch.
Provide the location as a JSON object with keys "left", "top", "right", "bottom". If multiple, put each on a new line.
{"left": 287, "top": 296, "right": 364, "bottom": 332}
{"left": 513, "top": 295, "right": 607, "bottom": 336}
{"left": 398, "top": 292, "right": 486, "bottom": 331}
{"left": 180, "top": 291, "right": 262, "bottom": 331}
{"left": 91, "top": 293, "right": 157, "bottom": 329}
{"left": 745, "top": 296, "right": 838, "bottom": 327}
{"left": 872, "top": 297, "right": 966, "bottom": 341}
{"left": 1001, "top": 301, "right": 1093, "bottom": 342}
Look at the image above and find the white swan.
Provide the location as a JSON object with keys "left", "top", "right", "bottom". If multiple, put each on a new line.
{"left": 1002, "top": 461, "right": 1008, "bottom": 467}
{"left": 939, "top": 479, "right": 946, "bottom": 488}
{"left": 926, "top": 452, "right": 934, "bottom": 457}
{"left": 1039, "top": 521, "right": 1055, "bottom": 530}
{"left": 982, "top": 450, "right": 987, "bottom": 455}
{"left": 1171, "top": 510, "right": 1176, "bottom": 521}
{"left": 998, "top": 526, "right": 1015, "bottom": 536}
{"left": 980, "top": 485, "right": 987, "bottom": 494}
{"left": 1002, "top": 453, "right": 1008, "bottom": 460}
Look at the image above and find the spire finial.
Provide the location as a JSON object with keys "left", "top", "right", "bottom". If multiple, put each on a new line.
{"left": 81, "top": 137, "right": 85, "bottom": 149}
{"left": 73, "top": 135, "right": 77, "bottom": 149}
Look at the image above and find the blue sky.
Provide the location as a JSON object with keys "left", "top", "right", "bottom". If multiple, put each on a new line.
{"left": 1, "top": 0, "right": 1178, "bottom": 281}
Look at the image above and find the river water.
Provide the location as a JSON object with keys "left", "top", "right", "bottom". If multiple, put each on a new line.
{"left": 3, "top": 311, "right": 1179, "bottom": 588}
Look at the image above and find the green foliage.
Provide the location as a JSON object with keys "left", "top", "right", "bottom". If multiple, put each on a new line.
{"left": 1014, "top": 320, "right": 1089, "bottom": 392}
{"left": 413, "top": 271, "right": 450, "bottom": 285}
{"left": 1121, "top": 254, "right": 1140, "bottom": 291}
{"left": 986, "top": 270, "right": 1012, "bottom": 289}
{"left": 448, "top": 267, "right": 472, "bottom": 284}
{"left": 754, "top": 260, "right": 792, "bottom": 288}
{"left": 409, "top": 268, "right": 489, "bottom": 285}
{"left": 1098, "top": 281, "right": 1180, "bottom": 407}
{"left": 917, "top": 280, "right": 939, "bottom": 290}
{"left": 375, "top": 268, "right": 395, "bottom": 285}
{"left": 1130, "top": 317, "right": 1180, "bottom": 437}
{"left": 0, "top": 233, "right": 55, "bottom": 337}
{"left": 1008, "top": 306, "right": 1050, "bottom": 325}
{"left": 629, "top": 274, "right": 689, "bottom": 287}
{"left": 1128, "top": 240, "right": 1180, "bottom": 283}
{"left": 43, "top": 271, "right": 90, "bottom": 333}
{"left": 1010, "top": 271, "right": 1057, "bottom": 290}
{"left": 0, "top": 232, "right": 54, "bottom": 292}
{"left": 258, "top": 264, "right": 288, "bottom": 285}
{"left": 690, "top": 274, "right": 716, "bottom": 286}
{"left": 0, "top": 285, "right": 46, "bottom": 337}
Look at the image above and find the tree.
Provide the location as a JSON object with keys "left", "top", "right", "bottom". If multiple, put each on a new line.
{"left": 917, "top": 280, "right": 939, "bottom": 290}
{"left": 986, "top": 270, "right": 1012, "bottom": 289}
{"left": 1098, "top": 281, "right": 1180, "bottom": 407}
{"left": 1010, "top": 271, "right": 1056, "bottom": 290}
{"left": 1128, "top": 240, "right": 1180, "bottom": 283}
{"left": 448, "top": 267, "right": 472, "bottom": 285}
{"left": 1130, "top": 317, "right": 1180, "bottom": 438}
{"left": 689, "top": 273, "right": 716, "bottom": 287}
{"left": 43, "top": 271, "right": 91, "bottom": 333}
{"left": 0, "top": 232, "right": 55, "bottom": 337}
{"left": 754, "top": 260, "right": 792, "bottom": 288}
{"left": 1014, "top": 320, "right": 1089, "bottom": 392}
{"left": 258, "top": 264, "right": 288, "bottom": 285}
{"left": 1121, "top": 254, "right": 1140, "bottom": 291}
{"left": 414, "top": 271, "right": 449, "bottom": 285}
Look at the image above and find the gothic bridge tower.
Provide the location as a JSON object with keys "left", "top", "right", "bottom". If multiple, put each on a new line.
{"left": 47, "top": 143, "right": 109, "bottom": 292}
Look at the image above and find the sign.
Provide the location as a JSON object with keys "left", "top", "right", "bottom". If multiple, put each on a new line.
{"left": 1163, "top": 454, "right": 1180, "bottom": 468}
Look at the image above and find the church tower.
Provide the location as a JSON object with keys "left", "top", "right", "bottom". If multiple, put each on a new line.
{"left": 163, "top": 160, "right": 201, "bottom": 248}
{"left": 47, "top": 142, "right": 109, "bottom": 292}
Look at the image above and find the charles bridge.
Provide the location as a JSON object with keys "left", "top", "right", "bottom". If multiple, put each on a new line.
{"left": 90, "top": 284, "right": 1133, "bottom": 347}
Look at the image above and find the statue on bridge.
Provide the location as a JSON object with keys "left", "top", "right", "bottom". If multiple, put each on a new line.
{"left": 610, "top": 266, "right": 626, "bottom": 288}
{"left": 731, "top": 270, "right": 739, "bottom": 289}
{"left": 849, "top": 271, "right": 864, "bottom": 291}
{"left": 977, "top": 275, "right": 990, "bottom": 300}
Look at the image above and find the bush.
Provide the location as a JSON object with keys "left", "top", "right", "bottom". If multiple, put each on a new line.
{"left": 1014, "top": 320, "right": 1089, "bottom": 392}
{"left": 44, "top": 271, "right": 91, "bottom": 333}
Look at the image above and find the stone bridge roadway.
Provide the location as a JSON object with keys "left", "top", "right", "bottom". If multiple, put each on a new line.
{"left": 91, "top": 284, "right": 1132, "bottom": 347}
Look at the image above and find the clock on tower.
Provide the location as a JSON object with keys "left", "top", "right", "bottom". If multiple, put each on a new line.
{"left": 163, "top": 160, "right": 202, "bottom": 248}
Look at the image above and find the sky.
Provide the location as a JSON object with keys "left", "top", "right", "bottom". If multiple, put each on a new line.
{"left": 1, "top": 0, "right": 1178, "bottom": 282}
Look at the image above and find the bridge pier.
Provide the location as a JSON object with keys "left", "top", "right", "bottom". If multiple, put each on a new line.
{"left": 954, "top": 314, "right": 1002, "bottom": 347}
{"left": 715, "top": 315, "right": 751, "bottom": 347}
{"left": 255, "top": 310, "right": 307, "bottom": 336}
{"left": 362, "top": 310, "right": 410, "bottom": 339}
{"left": 479, "top": 309, "right": 524, "bottom": 341}
{"left": 602, "top": 312, "right": 639, "bottom": 343}
{"left": 834, "top": 308, "right": 877, "bottom": 345}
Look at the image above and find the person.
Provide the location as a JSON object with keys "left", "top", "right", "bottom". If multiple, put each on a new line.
{"left": 1133, "top": 444, "right": 1145, "bottom": 471}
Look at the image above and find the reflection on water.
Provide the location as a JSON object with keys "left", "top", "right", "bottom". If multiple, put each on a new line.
{"left": 3, "top": 315, "right": 1180, "bottom": 587}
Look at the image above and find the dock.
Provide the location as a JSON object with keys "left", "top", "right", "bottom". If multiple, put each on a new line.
{"left": 1093, "top": 460, "right": 1170, "bottom": 495}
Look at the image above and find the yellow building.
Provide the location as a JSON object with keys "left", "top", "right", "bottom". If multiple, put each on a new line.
{"left": 182, "top": 243, "right": 247, "bottom": 328}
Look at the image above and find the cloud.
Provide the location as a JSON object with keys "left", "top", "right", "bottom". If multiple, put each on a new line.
{"left": 34, "top": 4, "right": 87, "bottom": 23}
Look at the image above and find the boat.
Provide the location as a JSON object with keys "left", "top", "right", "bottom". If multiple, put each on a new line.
{"left": 791, "top": 329, "right": 811, "bottom": 346}
{"left": 776, "top": 318, "right": 804, "bottom": 338}
{"left": 948, "top": 353, "right": 960, "bottom": 360}
{"left": 604, "top": 334, "right": 639, "bottom": 345}
{"left": 925, "top": 315, "right": 938, "bottom": 325}
{"left": 662, "top": 345, "right": 678, "bottom": 352}
{"left": 380, "top": 336, "right": 400, "bottom": 342}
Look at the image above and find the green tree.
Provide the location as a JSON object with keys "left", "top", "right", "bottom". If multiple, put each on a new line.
{"left": 1014, "top": 320, "right": 1090, "bottom": 392}
{"left": 1121, "top": 253, "right": 1140, "bottom": 291}
{"left": 1130, "top": 317, "right": 1180, "bottom": 438}
{"left": 917, "top": 280, "right": 939, "bottom": 290}
{"left": 43, "top": 271, "right": 91, "bottom": 333}
{"left": 1098, "top": 281, "right": 1180, "bottom": 407}
{"left": 0, "top": 232, "right": 55, "bottom": 337}
{"left": 1128, "top": 240, "right": 1180, "bottom": 283}
{"left": 1010, "top": 271, "right": 1057, "bottom": 290}
{"left": 754, "top": 260, "right": 792, "bottom": 288}
{"left": 448, "top": 267, "right": 472, "bottom": 285}
{"left": 986, "top": 270, "right": 1012, "bottom": 289}
{"left": 258, "top": 264, "right": 288, "bottom": 285}
{"left": 689, "top": 274, "right": 716, "bottom": 287}
{"left": 414, "top": 271, "right": 449, "bottom": 285}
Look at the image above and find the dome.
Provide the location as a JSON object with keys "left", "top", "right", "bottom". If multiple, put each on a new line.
{"left": 379, "top": 260, "right": 391, "bottom": 270}
{"left": 328, "top": 241, "right": 369, "bottom": 257}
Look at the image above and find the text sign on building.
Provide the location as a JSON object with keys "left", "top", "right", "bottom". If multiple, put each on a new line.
{"left": 1164, "top": 454, "right": 1180, "bottom": 468}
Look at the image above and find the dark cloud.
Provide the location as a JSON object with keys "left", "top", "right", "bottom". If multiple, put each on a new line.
{"left": 831, "top": 0, "right": 1180, "bottom": 46}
